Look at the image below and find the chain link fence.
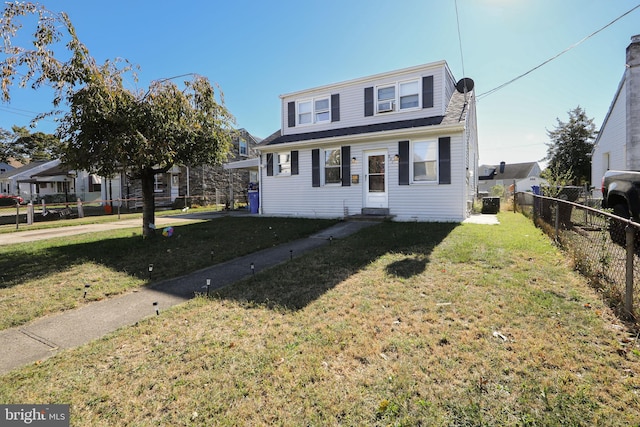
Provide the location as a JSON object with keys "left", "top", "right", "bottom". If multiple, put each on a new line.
{"left": 517, "top": 188, "right": 639, "bottom": 322}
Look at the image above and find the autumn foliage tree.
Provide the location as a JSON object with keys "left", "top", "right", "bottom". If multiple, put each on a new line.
{"left": 1, "top": 2, "right": 234, "bottom": 237}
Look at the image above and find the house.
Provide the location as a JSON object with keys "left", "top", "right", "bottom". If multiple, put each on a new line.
{"left": 477, "top": 162, "right": 542, "bottom": 195}
{"left": 101, "top": 128, "right": 261, "bottom": 209}
{"left": 0, "top": 161, "right": 16, "bottom": 194}
{"left": 0, "top": 128, "right": 261, "bottom": 208}
{"left": 591, "top": 34, "right": 640, "bottom": 198}
{"left": 256, "top": 61, "right": 479, "bottom": 222}
{"left": 0, "top": 159, "right": 62, "bottom": 201}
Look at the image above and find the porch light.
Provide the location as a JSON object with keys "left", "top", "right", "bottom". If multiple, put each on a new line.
{"left": 351, "top": 157, "right": 357, "bottom": 164}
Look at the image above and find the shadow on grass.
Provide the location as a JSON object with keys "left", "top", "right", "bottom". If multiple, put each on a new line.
{"left": 213, "top": 221, "right": 459, "bottom": 311}
{"left": 0, "top": 217, "right": 337, "bottom": 290}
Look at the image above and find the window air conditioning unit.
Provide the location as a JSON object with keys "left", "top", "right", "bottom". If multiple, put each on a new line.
{"left": 377, "top": 101, "right": 395, "bottom": 113}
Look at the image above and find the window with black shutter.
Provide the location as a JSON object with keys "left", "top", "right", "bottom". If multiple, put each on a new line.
{"left": 438, "top": 137, "right": 451, "bottom": 184}
{"left": 312, "top": 149, "right": 320, "bottom": 187}
{"left": 341, "top": 146, "right": 350, "bottom": 186}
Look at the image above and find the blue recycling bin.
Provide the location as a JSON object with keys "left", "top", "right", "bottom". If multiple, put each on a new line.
{"left": 248, "top": 190, "right": 259, "bottom": 214}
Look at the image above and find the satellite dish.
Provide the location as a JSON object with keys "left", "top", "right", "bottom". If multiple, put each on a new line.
{"left": 456, "top": 78, "right": 474, "bottom": 93}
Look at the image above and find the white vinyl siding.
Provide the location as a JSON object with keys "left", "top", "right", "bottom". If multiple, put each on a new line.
{"left": 591, "top": 78, "right": 627, "bottom": 197}
{"left": 260, "top": 132, "right": 469, "bottom": 222}
{"left": 281, "top": 62, "right": 452, "bottom": 136}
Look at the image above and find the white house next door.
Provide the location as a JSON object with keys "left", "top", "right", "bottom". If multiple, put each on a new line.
{"left": 364, "top": 151, "right": 388, "bottom": 208}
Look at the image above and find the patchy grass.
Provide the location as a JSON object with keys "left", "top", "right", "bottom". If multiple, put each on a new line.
{"left": 1, "top": 213, "right": 639, "bottom": 425}
{"left": 0, "top": 216, "right": 336, "bottom": 329}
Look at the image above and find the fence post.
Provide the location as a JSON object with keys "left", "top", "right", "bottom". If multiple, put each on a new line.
{"left": 554, "top": 202, "right": 559, "bottom": 242}
{"left": 15, "top": 202, "right": 19, "bottom": 230}
{"left": 625, "top": 224, "right": 635, "bottom": 319}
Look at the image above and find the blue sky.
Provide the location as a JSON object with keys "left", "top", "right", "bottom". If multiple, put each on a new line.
{"left": 1, "top": 0, "right": 639, "bottom": 167}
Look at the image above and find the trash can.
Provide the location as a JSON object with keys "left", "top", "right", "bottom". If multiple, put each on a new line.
{"left": 481, "top": 197, "right": 500, "bottom": 214}
{"left": 248, "top": 190, "right": 259, "bottom": 214}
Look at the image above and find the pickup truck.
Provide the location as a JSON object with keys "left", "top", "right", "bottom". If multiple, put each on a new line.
{"left": 601, "top": 170, "right": 640, "bottom": 244}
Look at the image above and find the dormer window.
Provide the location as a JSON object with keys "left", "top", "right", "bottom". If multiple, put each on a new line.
{"left": 314, "top": 98, "right": 330, "bottom": 122}
{"left": 399, "top": 81, "right": 419, "bottom": 109}
{"left": 298, "top": 101, "right": 312, "bottom": 125}
{"left": 375, "top": 79, "right": 421, "bottom": 114}
{"left": 297, "top": 96, "right": 330, "bottom": 125}
{"left": 377, "top": 86, "right": 395, "bottom": 113}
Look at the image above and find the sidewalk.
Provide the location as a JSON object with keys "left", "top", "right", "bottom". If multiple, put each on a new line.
{"left": 0, "top": 220, "right": 378, "bottom": 374}
{"left": 0, "top": 216, "right": 204, "bottom": 246}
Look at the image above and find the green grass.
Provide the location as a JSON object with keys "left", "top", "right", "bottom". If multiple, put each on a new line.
{"left": 1, "top": 213, "right": 639, "bottom": 426}
{"left": 0, "top": 216, "right": 336, "bottom": 329}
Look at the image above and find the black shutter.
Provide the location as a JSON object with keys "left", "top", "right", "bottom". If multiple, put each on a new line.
{"left": 439, "top": 137, "right": 451, "bottom": 184}
{"left": 291, "top": 150, "right": 299, "bottom": 175}
{"left": 422, "top": 76, "right": 434, "bottom": 109}
{"left": 398, "top": 140, "right": 410, "bottom": 185}
{"left": 331, "top": 94, "right": 340, "bottom": 122}
{"left": 266, "top": 153, "right": 274, "bottom": 176}
{"left": 364, "top": 87, "right": 374, "bottom": 117}
{"left": 288, "top": 102, "right": 296, "bottom": 127}
{"left": 312, "top": 149, "right": 320, "bottom": 187}
{"left": 341, "top": 146, "right": 350, "bottom": 187}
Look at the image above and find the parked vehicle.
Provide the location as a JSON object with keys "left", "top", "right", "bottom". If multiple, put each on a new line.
{"left": 601, "top": 170, "right": 640, "bottom": 244}
{"left": 0, "top": 195, "right": 24, "bottom": 206}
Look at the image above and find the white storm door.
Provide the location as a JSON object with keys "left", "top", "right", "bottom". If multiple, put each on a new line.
{"left": 364, "top": 151, "right": 388, "bottom": 208}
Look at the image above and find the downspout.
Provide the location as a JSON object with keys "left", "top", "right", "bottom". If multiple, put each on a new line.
{"left": 258, "top": 150, "right": 263, "bottom": 215}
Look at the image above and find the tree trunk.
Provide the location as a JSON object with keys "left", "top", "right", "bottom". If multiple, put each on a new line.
{"left": 141, "top": 168, "right": 156, "bottom": 238}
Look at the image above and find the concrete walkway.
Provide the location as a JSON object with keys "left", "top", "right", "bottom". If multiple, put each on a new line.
{"left": 0, "top": 219, "right": 377, "bottom": 374}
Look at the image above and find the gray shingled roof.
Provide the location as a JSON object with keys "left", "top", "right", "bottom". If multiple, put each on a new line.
{"left": 259, "top": 90, "right": 473, "bottom": 147}
{"left": 479, "top": 162, "right": 539, "bottom": 181}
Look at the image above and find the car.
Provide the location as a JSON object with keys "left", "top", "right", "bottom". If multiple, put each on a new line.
{"left": 0, "top": 195, "right": 25, "bottom": 206}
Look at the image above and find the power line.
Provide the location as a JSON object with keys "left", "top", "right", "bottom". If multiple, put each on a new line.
{"left": 477, "top": 3, "right": 640, "bottom": 100}
{"left": 454, "top": 0, "right": 466, "bottom": 78}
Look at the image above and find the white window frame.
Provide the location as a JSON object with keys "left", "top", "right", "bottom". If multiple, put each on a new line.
{"left": 399, "top": 80, "right": 420, "bottom": 110}
{"left": 375, "top": 79, "right": 421, "bottom": 114}
{"left": 376, "top": 85, "right": 395, "bottom": 113}
{"left": 411, "top": 140, "right": 438, "bottom": 183}
{"left": 323, "top": 148, "right": 341, "bottom": 185}
{"left": 154, "top": 174, "right": 164, "bottom": 192}
{"left": 297, "top": 96, "right": 331, "bottom": 126}
{"left": 276, "top": 152, "right": 291, "bottom": 176}
{"left": 239, "top": 138, "right": 248, "bottom": 156}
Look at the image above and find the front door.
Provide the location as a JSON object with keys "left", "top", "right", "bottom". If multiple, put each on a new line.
{"left": 364, "top": 151, "right": 388, "bottom": 208}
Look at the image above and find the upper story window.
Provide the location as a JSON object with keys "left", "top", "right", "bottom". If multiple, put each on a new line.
{"left": 297, "top": 96, "right": 330, "bottom": 125}
{"left": 324, "top": 148, "right": 341, "bottom": 184}
{"left": 239, "top": 138, "right": 248, "bottom": 156}
{"left": 399, "top": 81, "right": 419, "bottom": 109}
{"left": 315, "top": 98, "right": 330, "bottom": 122}
{"left": 376, "top": 79, "right": 420, "bottom": 114}
{"left": 413, "top": 140, "right": 437, "bottom": 182}
{"left": 377, "top": 86, "right": 395, "bottom": 113}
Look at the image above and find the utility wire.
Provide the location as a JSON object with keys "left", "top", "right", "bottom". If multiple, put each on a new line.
{"left": 477, "top": 3, "right": 640, "bottom": 100}
{"left": 454, "top": 0, "right": 466, "bottom": 78}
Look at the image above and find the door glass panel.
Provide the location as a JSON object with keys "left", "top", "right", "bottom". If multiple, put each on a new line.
{"left": 369, "top": 176, "right": 385, "bottom": 192}
{"left": 368, "top": 155, "right": 385, "bottom": 193}
{"left": 368, "top": 155, "right": 385, "bottom": 174}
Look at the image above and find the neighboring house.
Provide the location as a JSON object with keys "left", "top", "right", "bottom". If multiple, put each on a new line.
{"left": 113, "top": 128, "right": 261, "bottom": 209}
{"left": 478, "top": 162, "right": 542, "bottom": 195}
{"left": 257, "top": 61, "right": 479, "bottom": 222}
{"left": 0, "top": 159, "right": 61, "bottom": 201}
{"left": 592, "top": 34, "right": 640, "bottom": 198}
{"left": 0, "top": 129, "right": 260, "bottom": 208}
{"left": 0, "top": 161, "right": 16, "bottom": 194}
